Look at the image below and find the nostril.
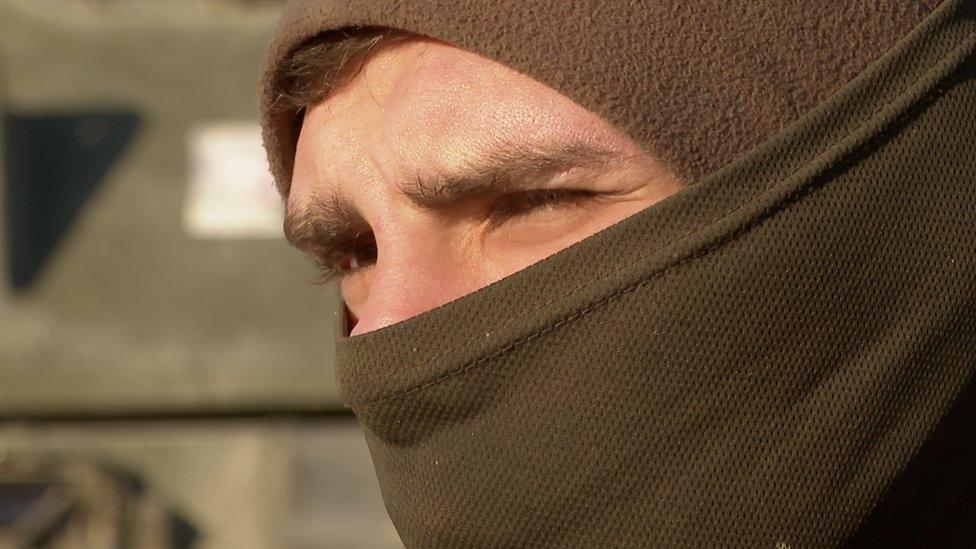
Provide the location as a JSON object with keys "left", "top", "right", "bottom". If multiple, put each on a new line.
{"left": 348, "top": 314, "right": 385, "bottom": 337}
{"left": 347, "top": 317, "right": 368, "bottom": 337}
{"left": 349, "top": 311, "right": 398, "bottom": 336}
{"left": 347, "top": 302, "right": 400, "bottom": 337}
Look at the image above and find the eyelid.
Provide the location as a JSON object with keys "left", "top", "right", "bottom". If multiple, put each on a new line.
{"left": 310, "top": 238, "right": 377, "bottom": 284}
{"left": 487, "top": 187, "right": 603, "bottom": 227}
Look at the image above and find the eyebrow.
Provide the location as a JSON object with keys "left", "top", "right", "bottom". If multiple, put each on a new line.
{"left": 284, "top": 188, "right": 371, "bottom": 263}
{"left": 397, "top": 141, "right": 625, "bottom": 208}
{"left": 283, "top": 140, "right": 626, "bottom": 267}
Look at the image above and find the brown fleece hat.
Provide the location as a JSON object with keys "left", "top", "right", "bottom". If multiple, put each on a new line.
{"left": 259, "top": 0, "right": 940, "bottom": 196}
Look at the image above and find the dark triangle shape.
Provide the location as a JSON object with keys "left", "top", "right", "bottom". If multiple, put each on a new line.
{"left": 3, "top": 109, "right": 141, "bottom": 291}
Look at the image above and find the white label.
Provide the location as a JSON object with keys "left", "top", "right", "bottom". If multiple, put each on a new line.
{"left": 183, "top": 122, "right": 284, "bottom": 239}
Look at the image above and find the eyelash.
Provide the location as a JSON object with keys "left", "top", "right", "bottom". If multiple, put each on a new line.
{"left": 312, "top": 188, "right": 599, "bottom": 283}
{"left": 311, "top": 240, "right": 376, "bottom": 284}
{"left": 487, "top": 188, "right": 600, "bottom": 225}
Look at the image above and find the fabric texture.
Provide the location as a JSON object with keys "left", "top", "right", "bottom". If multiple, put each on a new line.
{"left": 260, "top": 0, "right": 976, "bottom": 547}
{"left": 259, "top": 0, "right": 939, "bottom": 195}
{"left": 332, "top": 2, "right": 975, "bottom": 546}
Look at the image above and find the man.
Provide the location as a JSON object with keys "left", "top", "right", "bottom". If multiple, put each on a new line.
{"left": 260, "top": 1, "right": 976, "bottom": 547}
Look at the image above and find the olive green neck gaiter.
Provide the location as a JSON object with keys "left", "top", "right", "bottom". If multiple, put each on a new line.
{"left": 262, "top": 1, "right": 976, "bottom": 547}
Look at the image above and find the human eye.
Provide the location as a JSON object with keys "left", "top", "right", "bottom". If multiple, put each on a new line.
{"left": 488, "top": 188, "right": 602, "bottom": 225}
{"left": 311, "top": 237, "right": 377, "bottom": 283}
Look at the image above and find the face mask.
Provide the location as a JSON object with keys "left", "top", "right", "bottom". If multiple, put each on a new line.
{"left": 261, "top": 1, "right": 976, "bottom": 546}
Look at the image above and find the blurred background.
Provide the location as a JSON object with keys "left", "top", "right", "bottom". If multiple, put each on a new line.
{"left": 0, "top": 0, "right": 401, "bottom": 547}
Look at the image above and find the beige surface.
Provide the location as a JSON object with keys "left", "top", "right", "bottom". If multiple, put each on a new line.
{"left": 0, "top": 0, "right": 344, "bottom": 415}
{"left": 0, "top": 3, "right": 401, "bottom": 547}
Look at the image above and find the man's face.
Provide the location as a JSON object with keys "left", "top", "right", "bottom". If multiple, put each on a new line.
{"left": 287, "top": 37, "right": 683, "bottom": 336}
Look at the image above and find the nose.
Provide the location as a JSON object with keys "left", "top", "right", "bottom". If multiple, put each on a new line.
{"left": 347, "top": 229, "right": 480, "bottom": 336}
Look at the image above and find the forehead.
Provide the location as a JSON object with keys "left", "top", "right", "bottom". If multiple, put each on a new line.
{"left": 305, "top": 39, "right": 583, "bottom": 136}
{"left": 289, "top": 38, "right": 638, "bottom": 206}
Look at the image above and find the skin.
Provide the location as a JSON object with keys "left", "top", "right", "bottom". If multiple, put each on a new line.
{"left": 288, "top": 37, "right": 683, "bottom": 336}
